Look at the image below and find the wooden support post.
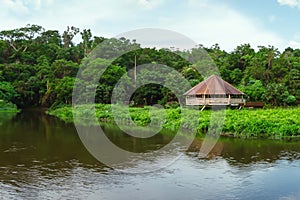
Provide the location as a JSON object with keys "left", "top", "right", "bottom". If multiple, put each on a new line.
{"left": 200, "top": 105, "right": 206, "bottom": 111}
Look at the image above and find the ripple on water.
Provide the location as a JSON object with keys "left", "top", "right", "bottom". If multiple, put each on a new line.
{"left": 1, "top": 111, "right": 300, "bottom": 199}
{"left": 1, "top": 152, "right": 300, "bottom": 200}
{"left": 0, "top": 159, "right": 112, "bottom": 199}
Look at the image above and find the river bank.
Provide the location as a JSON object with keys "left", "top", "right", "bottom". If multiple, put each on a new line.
{"left": 47, "top": 104, "right": 300, "bottom": 139}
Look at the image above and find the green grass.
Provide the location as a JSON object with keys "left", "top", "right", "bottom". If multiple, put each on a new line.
{"left": 47, "top": 104, "right": 300, "bottom": 139}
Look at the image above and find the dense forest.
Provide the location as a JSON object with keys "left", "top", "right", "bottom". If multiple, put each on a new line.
{"left": 0, "top": 24, "right": 299, "bottom": 109}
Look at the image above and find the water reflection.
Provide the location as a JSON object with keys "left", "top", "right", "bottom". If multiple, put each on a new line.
{"left": 188, "top": 136, "right": 300, "bottom": 166}
{"left": 0, "top": 111, "right": 300, "bottom": 199}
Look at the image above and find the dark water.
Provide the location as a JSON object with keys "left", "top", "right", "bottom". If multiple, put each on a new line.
{"left": 1, "top": 111, "right": 300, "bottom": 199}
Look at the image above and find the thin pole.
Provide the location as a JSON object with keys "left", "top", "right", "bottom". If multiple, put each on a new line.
{"left": 134, "top": 54, "right": 137, "bottom": 84}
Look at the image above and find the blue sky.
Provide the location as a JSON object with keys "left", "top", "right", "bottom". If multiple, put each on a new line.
{"left": 1, "top": 0, "right": 300, "bottom": 51}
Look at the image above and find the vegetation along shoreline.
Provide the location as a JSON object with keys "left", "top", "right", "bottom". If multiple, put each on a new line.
{"left": 0, "top": 25, "right": 299, "bottom": 139}
{"left": 47, "top": 104, "right": 300, "bottom": 140}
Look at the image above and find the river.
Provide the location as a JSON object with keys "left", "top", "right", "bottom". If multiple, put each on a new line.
{"left": 0, "top": 110, "right": 300, "bottom": 199}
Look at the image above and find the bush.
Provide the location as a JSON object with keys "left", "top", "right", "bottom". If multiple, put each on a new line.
{"left": 0, "top": 100, "right": 18, "bottom": 112}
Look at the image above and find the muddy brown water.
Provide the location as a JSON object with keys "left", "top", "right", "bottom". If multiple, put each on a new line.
{"left": 0, "top": 110, "right": 300, "bottom": 199}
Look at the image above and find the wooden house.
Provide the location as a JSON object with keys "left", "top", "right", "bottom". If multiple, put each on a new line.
{"left": 184, "top": 74, "right": 245, "bottom": 106}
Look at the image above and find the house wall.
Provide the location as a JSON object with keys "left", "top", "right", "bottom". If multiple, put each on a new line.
{"left": 185, "top": 97, "right": 245, "bottom": 105}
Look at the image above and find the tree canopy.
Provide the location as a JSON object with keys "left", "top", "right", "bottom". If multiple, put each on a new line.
{"left": 0, "top": 24, "right": 299, "bottom": 108}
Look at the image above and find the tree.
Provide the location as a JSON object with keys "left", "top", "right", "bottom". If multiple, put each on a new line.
{"left": 257, "top": 45, "right": 280, "bottom": 80}
{"left": 80, "top": 29, "right": 92, "bottom": 57}
{"left": 229, "top": 68, "right": 243, "bottom": 86}
{"left": 0, "top": 24, "right": 44, "bottom": 52}
{"left": 97, "top": 64, "right": 126, "bottom": 103}
{"left": 0, "top": 40, "right": 10, "bottom": 63}
{"left": 54, "top": 77, "right": 75, "bottom": 104}
{"left": 284, "top": 68, "right": 300, "bottom": 99}
{"left": 0, "top": 24, "right": 300, "bottom": 108}
{"left": 62, "top": 26, "right": 79, "bottom": 48}
{"left": 181, "top": 66, "right": 203, "bottom": 86}
{"left": 92, "top": 36, "right": 105, "bottom": 49}
{"left": 240, "top": 79, "right": 265, "bottom": 101}
{"left": 0, "top": 81, "right": 18, "bottom": 102}
{"left": 52, "top": 59, "right": 79, "bottom": 78}
{"left": 38, "top": 30, "right": 62, "bottom": 46}
{"left": 229, "top": 44, "right": 255, "bottom": 71}
{"left": 264, "top": 83, "right": 294, "bottom": 106}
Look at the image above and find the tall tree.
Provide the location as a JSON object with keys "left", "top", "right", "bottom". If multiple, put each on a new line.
{"left": 62, "top": 26, "right": 79, "bottom": 48}
{"left": 257, "top": 45, "right": 280, "bottom": 81}
{"left": 80, "top": 29, "right": 92, "bottom": 57}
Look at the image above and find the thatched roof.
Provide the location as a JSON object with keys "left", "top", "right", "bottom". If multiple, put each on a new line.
{"left": 184, "top": 74, "right": 244, "bottom": 96}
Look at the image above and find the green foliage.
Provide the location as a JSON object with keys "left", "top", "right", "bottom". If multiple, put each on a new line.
{"left": 0, "top": 99, "right": 18, "bottom": 112}
{"left": 48, "top": 104, "right": 300, "bottom": 139}
{"left": 52, "top": 59, "right": 79, "bottom": 78}
{"left": 0, "top": 24, "right": 299, "bottom": 109}
{"left": 240, "top": 79, "right": 265, "bottom": 101}
{"left": 285, "top": 95, "right": 296, "bottom": 105}
{"left": 229, "top": 68, "right": 243, "bottom": 85}
{"left": 264, "top": 83, "right": 295, "bottom": 106}
{"left": 46, "top": 105, "right": 73, "bottom": 122}
{"left": 0, "top": 81, "right": 18, "bottom": 102}
{"left": 54, "top": 77, "right": 75, "bottom": 104}
{"left": 223, "top": 108, "right": 300, "bottom": 138}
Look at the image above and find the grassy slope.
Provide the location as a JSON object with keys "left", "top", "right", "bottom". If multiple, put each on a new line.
{"left": 47, "top": 104, "right": 300, "bottom": 139}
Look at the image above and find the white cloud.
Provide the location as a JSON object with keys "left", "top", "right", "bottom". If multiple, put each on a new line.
{"left": 1, "top": 0, "right": 48, "bottom": 11}
{"left": 157, "top": 2, "right": 286, "bottom": 51}
{"left": 288, "top": 41, "right": 300, "bottom": 48}
{"left": 1, "top": 0, "right": 29, "bottom": 14}
{"left": 34, "top": 0, "right": 41, "bottom": 8}
{"left": 277, "top": 0, "right": 300, "bottom": 8}
{"left": 187, "top": 0, "right": 210, "bottom": 8}
{"left": 137, "top": 0, "right": 164, "bottom": 9}
{"left": 0, "top": 0, "right": 291, "bottom": 52}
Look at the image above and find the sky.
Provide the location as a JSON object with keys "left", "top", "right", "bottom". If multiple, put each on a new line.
{"left": 1, "top": 0, "right": 300, "bottom": 52}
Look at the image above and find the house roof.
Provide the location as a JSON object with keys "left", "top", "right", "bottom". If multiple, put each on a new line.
{"left": 183, "top": 74, "right": 244, "bottom": 96}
